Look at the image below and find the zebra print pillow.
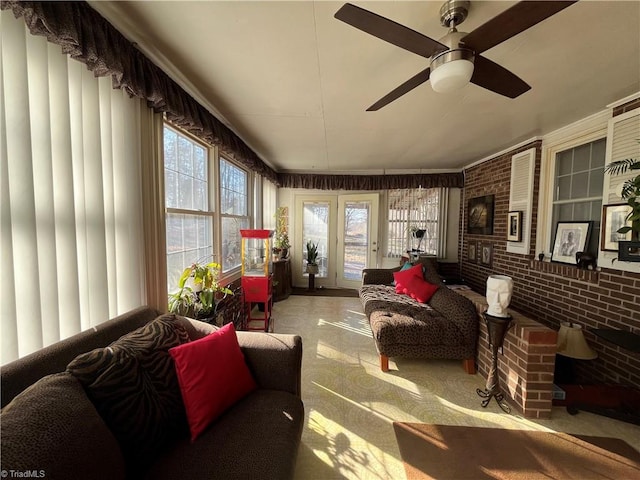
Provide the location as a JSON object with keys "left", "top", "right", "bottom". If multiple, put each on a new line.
{"left": 67, "top": 314, "right": 191, "bottom": 473}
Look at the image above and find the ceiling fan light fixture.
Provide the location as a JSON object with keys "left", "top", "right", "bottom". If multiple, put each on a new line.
{"left": 430, "top": 48, "right": 474, "bottom": 93}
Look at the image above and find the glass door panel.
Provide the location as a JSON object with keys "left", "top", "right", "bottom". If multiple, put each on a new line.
{"left": 293, "top": 195, "right": 336, "bottom": 288}
{"left": 337, "top": 194, "right": 379, "bottom": 289}
{"left": 302, "top": 202, "right": 329, "bottom": 278}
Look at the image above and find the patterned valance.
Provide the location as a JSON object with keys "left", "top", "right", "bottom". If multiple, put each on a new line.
{"left": 1, "top": 0, "right": 279, "bottom": 184}
{"left": 278, "top": 172, "right": 464, "bottom": 190}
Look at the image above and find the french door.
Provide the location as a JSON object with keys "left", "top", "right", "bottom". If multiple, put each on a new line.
{"left": 293, "top": 194, "right": 379, "bottom": 288}
{"left": 337, "top": 194, "right": 379, "bottom": 289}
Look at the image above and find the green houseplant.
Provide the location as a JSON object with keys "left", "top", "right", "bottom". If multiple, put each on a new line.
{"left": 605, "top": 143, "right": 640, "bottom": 261}
{"left": 305, "top": 240, "right": 319, "bottom": 274}
{"left": 168, "top": 261, "right": 233, "bottom": 319}
{"left": 605, "top": 146, "right": 640, "bottom": 233}
{"left": 273, "top": 206, "right": 291, "bottom": 258}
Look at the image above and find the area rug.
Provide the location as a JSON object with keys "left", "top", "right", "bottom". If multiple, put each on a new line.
{"left": 394, "top": 423, "right": 640, "bottom": 480}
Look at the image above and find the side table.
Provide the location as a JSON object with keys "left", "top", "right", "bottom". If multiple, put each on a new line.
{"left": 558, "top": 328, "right": 640, "bottom": 425}
{"left": 592, "top": 328, "right": 640, "bottom": 353}
{"left": 273, "top": 258, "right": 292, "bottom": 302}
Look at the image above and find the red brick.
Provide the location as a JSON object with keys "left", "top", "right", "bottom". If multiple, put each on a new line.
{"left": 461, "top": 136, "right": 640, "bottom": 401}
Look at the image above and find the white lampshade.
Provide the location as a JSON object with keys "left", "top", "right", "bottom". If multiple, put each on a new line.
{"left": 430, "top": 58, "right": 474, "bottom": 93}
{"left": 557, "top": 322, "right": 597, "bottom": 360}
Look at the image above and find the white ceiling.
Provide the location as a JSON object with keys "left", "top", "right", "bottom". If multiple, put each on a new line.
{"left": 90, "top": 1, "right": 640, "bottom": 174}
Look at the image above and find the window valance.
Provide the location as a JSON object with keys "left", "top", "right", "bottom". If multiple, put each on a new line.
{"left": 278, "top": 172, "right": 463, "bottom": 190}
{"left": 1, "top": 0, "right": 279, "bottom": 184}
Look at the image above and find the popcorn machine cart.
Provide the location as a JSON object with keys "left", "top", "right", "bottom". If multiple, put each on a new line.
{"left": 240, "top": 229, "right": 274, "bottom": 332}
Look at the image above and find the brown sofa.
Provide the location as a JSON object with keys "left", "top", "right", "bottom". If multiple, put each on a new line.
{"left": 1, "top": 306, "right": 304, "bottom": 479}
{"left": 360, "top": 258, "right": 478, "bottom": 373}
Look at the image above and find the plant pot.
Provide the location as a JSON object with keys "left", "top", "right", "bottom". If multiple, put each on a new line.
{"left": 280, "top": 248, "right": 289, "bottom": 259}
{"left": 306, "top": 264, "right": 319, "bottom": 275}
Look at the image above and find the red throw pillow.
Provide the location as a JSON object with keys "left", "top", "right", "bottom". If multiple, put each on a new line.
{"left": 404, "top": 276, "right": 439, "bottom": 303}
{"left": 393, "top": 263, "right": 423, "bottom": 294}
{"left": 169, "top": 323, "right": 257, "bottom": 442}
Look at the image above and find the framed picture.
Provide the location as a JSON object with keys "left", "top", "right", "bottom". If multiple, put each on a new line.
{"left": 467, "top": 195, "right": 495, "bottom": 235}
{"left": 507, "top": 211, "right": 522, "bottom": 242}
{"left": 468, "top": 242, "right": 477, "bottom": 261}
{"left": 480, "top": 242, "right": 493, "bottom": 268}
{"left": 551, "top": 221, "right": 592, "bottom": 265}
{"left": 601, "top": 203, "right": 633, "bottom": 251}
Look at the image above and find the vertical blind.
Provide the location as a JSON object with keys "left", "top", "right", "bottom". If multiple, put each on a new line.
{"left": 262, "top": 178, "right": 277, "bottom": 230}
{"left": 1, "top": 11, "right": 147, "bottom": 363}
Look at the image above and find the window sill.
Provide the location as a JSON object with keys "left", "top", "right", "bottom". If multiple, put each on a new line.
{"left": 529, "top": 259, "right": 599, "bottom": 283}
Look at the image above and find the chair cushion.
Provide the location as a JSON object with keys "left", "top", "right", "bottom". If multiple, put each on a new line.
{"left": 146, "top": 390, "right": 304, "bottom": 480}
{"left": 66, "top": 314, "right": 191, "bottom": 473}
{"left": 402, "top": 276, "right": 439, "bottom": 303}
{"left": 170, "top": 323, "right": 257, "bottom": 441}
{"left": 393, "top": 264, "right": 423, "bottom": 293}
{"left": 0, "top": 372, "right": 126, "bottom": 480}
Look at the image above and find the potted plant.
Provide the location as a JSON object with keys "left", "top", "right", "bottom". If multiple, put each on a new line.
{"left": 305, "top": 240, "right": 319, "bottom": 274}
{"left": 605, "top": 143, "right": 640, "bottom": 260}
{"left": 168, "top": 261, "right": 233, "bottom": 320}
{"left": 274, "top": 207, "right": 291, "bottom": 258}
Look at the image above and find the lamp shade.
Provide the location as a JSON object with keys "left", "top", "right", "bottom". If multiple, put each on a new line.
{"left": 430, "top": 58, "right": 474, "bottom": 93}
{"left": 557, "top": 322, "right": 597, "bottom": 360}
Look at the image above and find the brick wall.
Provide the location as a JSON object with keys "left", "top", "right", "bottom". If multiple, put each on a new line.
{"left": 457, "top": 287, "right": 557, "bottom": 418}
{"left": 438, "top": 261, "right": 461, "bottom": 279}
{"left": 461, "top": 136, "right": 640, "bottom": 389}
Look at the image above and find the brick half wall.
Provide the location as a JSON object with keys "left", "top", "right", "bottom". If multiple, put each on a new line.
{"left": 461, "top": 130, "right": 640, "bottom": 389}
{"left": 456, "top": 287, "right": 558, "bottom": 419}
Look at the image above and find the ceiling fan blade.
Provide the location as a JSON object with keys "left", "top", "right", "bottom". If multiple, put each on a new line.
{"left": 335, "top": 3, "right": 446, "bottom": 59}
{"left": 366, "top": 68, "right": 431, "bottom": 111}
{"left": 461, "top": 1, "right": 577, "bottom": 54}
{"left": 471, "top": 55, "right": 530, "bottom": 99}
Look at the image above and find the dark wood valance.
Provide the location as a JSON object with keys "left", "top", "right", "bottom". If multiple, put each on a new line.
{"left": 1, "top": 0, "right": 279, "bottom": 184}
{"left": 278, "top": 172, "right": 464, "bottom": 190}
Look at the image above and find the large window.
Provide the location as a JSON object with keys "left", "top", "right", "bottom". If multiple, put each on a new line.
{"left": 164, "top": 126, "right": 214, "bottom": 291}
{"left": 220, "top": 158, "right": 250, "bottom": 272}
{"left": 386, "top": 189, "right": 440, "bottom": 257}
{"left": 550, "top": 138, "right": 606, "bottom": 256}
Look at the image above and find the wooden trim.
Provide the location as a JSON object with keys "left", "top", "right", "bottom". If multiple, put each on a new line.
{"left": 380, "top": 354, "right": 389, "bottom": 372}
{"left": 462, "top": 357, "right": 476, "bottom": 374}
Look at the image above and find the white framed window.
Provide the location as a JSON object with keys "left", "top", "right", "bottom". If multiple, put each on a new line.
{"left": 550, "top": 138, "right": 606, "bottom": 256}
{"left": 219, "top": 157, "right": 250, "bottom": 272}
{"left": 537, "top": 111, "right": 609, "bottom": 259}
{"left": 386, "top": 188, "right": 440, "bottom": 258}
{"left": 164, "top": 125, "right": 214, "bottom": 291}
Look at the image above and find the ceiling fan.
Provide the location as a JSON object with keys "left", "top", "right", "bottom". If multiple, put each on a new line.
{"left": 334, "top": 0, "right": 577, "bottom": 111}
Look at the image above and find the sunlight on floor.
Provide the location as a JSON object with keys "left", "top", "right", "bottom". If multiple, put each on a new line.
{"left": 313, "top": 381, "right": 396, "bottom": 424}
{"left": 317, "top": 318, "right": 372, "bottom": 337}
{"left": 305, "top": 409, "right": 405, "bottom": 480}
{"left": 274, "top": 296, "right": 640, "bottom": 480}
